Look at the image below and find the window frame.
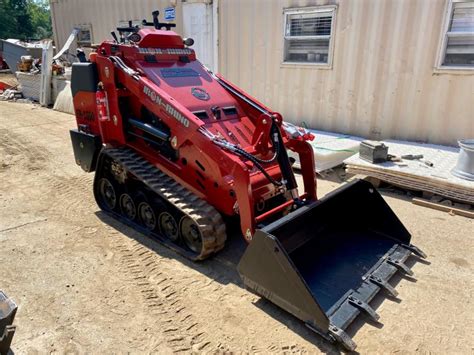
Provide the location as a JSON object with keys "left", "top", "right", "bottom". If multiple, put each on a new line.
{"left": 281, "top": 5, "right": 337, "bottom": 69}
{"left": 76, "top": 24, "right": 93, "bottom": 46}
{"left": 435, "top": 0, "right": 474, "bottom": 73}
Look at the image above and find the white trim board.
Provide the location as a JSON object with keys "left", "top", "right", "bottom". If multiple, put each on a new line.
{"left": 288, "top": 129, "right": 364, "bottom": 172}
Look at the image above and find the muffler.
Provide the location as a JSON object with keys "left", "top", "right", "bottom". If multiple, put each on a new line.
{"left": 238, "top": 179, "right": 426, "bottom": 350}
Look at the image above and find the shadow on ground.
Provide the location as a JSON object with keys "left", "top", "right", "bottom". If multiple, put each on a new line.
{"left": 95, "top": 189, "right": 429, "bottom": 354}
{"left": 96, "top": 211, "right": 343, "bottom": 353}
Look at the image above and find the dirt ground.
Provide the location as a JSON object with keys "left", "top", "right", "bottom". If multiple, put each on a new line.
{"left": 0, "top": 99, "right": 473, "bottom": 354}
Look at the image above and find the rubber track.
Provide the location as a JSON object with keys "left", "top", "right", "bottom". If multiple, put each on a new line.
{"left": 102, "top": 148, "right": 227, "bottom": 261}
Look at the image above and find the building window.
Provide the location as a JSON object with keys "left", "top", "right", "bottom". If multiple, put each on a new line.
{"left": 283, "top": 6, "right": 336, "bottom": 66}
{"left": 77, "top": 25, "right": 92, "bottom": 46}
{"left": 438, "top": 1, "right": 474, "bottom": 69}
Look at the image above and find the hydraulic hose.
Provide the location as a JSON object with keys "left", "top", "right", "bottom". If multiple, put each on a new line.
{"left": 212, "top": 139, "right": 283, "bottom": 187}
{"left": 208, "top": 120, "right": 298, "bottom": 189}
{"left": 271, "top": 122, "right": 298, "bottom": 193}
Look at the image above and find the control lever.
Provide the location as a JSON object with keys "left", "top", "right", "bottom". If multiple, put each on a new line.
{"left": 116, "top": 26, "right": 139, "bottom": 33}
{"left": 142, "top": 10, "right": 176, "bottom": 30}
{"left": 111, "top": 31, "right": 119, "bottom": 43}
{"left": 152, "top": 10, "right": 160, "bottom": 29}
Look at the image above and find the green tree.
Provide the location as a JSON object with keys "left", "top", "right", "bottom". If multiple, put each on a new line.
{"left": 11, "top": 0, "right": 33, "bottom": 39}
{"left": 0, "top": 0, "right": 52, "bottom": 40}
{"left": 28, "top": 0, "right": 52, "bottom": 39}
{"left": 0, "top": 0, "right": 18, "bottom": 39}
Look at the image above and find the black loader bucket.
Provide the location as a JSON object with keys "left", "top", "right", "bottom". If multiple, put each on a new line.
{"left": 238, "top": 179, "right": 426, "bottom": 350}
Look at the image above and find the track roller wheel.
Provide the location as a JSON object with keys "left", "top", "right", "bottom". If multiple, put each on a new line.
{"left": 159, "top": 212, "right": 179, "bottom": 242}
{"left": 180, "top": 216, "right": 203, "bottom": 254}
{"left": 98, "top": 178, "right": 117, "bottom": 210}
{"left": 138, "top": 201, "right": 157, "bottom": 231}
{"left": 119, "top": 193, "right": 136, "bottom": 221}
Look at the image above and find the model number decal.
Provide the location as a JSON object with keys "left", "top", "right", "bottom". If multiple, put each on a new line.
{"left": 138, "top": 48, "right": 193, "bottom": 55}
{"left": 143, "top": 85, "right": 190, "bottom": 128}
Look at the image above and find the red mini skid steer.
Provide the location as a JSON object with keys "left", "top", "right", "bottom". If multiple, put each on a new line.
{"left": 69, "top": 11, "right": 426, "bottom": 350}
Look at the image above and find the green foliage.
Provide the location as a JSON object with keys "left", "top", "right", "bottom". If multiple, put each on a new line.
{"left": 0, "top": 0, "right": 52, "bottom": 40}
{"left": 0, "top": 0, "right": 18, "bottom": 39}
{"left": 28, "top": 0, "right": 52, "bottom": 39}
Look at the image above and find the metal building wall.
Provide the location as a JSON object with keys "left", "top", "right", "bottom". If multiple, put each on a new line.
{"left": 50, "top": 0, "right": 184, "bottom": 49}
{"left": 218, "top": 0, "right": 474, "bottom": 146}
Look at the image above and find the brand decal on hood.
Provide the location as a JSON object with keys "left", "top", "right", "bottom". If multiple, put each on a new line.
{"left": 143, "top": 85, "right": 190, "bottom": 128}
{"left": 191, "top": 87, "right": 210, "bottom": 101}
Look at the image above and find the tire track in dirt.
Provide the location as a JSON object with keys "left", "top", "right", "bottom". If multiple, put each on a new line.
{"left": 181, "top": 262, "right": 312, "bottom": 353}
{"left": 0, "top": 127, "right": 97, "bottom": 225}
{"left": 107, "top": 225, "right": 313, "bottom": 353}
{"left": 0, "top": 128, "right": 48, "bottom": 172}
{"left": 49, "top": 175, "right": 96, "bottom": 222}
{"left": 110, "top": 235, "right": 217, "bottom": 353}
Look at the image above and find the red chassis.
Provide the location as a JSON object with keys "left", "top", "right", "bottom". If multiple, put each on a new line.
{"left": 73, "top": 28, "right": 316, "bottom": 242}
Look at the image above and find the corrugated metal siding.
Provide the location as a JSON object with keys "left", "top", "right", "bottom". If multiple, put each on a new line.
{"left": 218, "top": 0, "right": 474, "bottom": 145}
{"left": 50, "top": 0, "right": 184, "bottom": 49}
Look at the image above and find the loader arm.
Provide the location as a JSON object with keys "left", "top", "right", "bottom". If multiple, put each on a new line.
{"left": 93, "top": 46, "right": 319, "bottom": 239}
{"left": 93, "top": 52, "right": 273, "bottom": 238}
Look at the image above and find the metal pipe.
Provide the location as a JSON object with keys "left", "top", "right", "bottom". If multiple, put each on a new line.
{"left": 215, "top": 77, "right": 268, "bottom": 115}
{"left": 128, "top": 118, "right": 169, "bottom": 142}
{"left": 255, "top": 193, "right": 308, "bottom": 223}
